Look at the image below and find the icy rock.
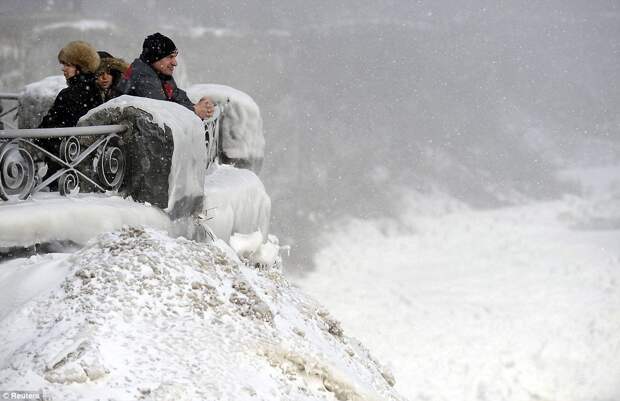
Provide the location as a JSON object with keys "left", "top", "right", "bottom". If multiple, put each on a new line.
{"left": 229, "top": 231, "right": 263, "bottom": 258}
{"left": 229, "top": 230, "right": 282, "bottom": 268}
{"left": 80, "top": 97, "right": 206, "bottom": 219}
{"left": 249, "top": 240, "right": 280, "bottom": 268}
{"left": 44, "top": 340, "right": 108, "bottom": 384}
{"left": 18, "top": 75, "right": 66, "bottom": 128}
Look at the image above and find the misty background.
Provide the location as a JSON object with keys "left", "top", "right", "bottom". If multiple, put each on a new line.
{"left": 1, "top": 0, "right": 618, "bottom": 270}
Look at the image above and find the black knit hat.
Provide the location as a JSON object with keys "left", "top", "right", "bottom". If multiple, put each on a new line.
{"left": 140, "top": 33, "right": 177, "bottom": 64}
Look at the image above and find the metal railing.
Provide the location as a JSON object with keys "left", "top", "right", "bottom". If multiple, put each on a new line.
{"left": 0, "top": 94, "right": 225, "bottom": 202}
{"left": 0, "top": 125, "right": 126, "bottom": 201}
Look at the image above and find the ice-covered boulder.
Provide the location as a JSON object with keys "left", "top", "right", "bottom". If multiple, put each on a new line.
{"left": 80, "top": 96, "right": 207, "bottom": 219}
{"left": 188, "top": 84, "right": 265, "bottom": 173}
{"left": 203, "top": 163, "right": 271, "bottom": 243}
{"left": 0, "top": 227, "right": 403, "bottom": 401}
{"left": 18, "top": 75, "right": 66, "bottom": 128}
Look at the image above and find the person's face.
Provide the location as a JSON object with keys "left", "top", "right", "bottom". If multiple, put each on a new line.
{"left": 151, "top": 51, "right": 178, "bottom": 76}
{"left": 61, "top": 63, "right": 78, "bottom": 80}
{"left": 97, "top": 71, "right": 113, "bottom": 89}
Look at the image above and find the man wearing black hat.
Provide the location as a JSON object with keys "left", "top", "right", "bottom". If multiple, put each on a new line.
{"left": 118, "top": 32, "right": 213, "bottom": 119}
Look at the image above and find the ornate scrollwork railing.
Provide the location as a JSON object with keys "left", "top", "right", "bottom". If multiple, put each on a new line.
{"left": 204, "top": 102, "right": 224, "bottom": 169}
{"left": 0, "top": 125, "right": 126, "bottom": 201}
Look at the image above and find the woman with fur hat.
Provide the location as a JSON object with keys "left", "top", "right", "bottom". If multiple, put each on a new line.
{"left": 39, "top": 40, "right": 102, "bottom": 128}
{"left": 95, "top": 51, "right": 129, "bottom": 102}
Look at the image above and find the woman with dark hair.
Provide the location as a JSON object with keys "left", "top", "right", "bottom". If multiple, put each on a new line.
{"left": 39, "top": 40, "right": 102, "bottom": 128}
{"left": 95, "top": 51, "right": 129, "bottom": 102}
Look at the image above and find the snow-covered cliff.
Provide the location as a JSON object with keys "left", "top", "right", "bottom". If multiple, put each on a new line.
{"left": 0, "top": 227, "right": 403, "bottom": 401}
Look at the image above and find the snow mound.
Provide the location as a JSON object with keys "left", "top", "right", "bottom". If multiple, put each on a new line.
{"left": 188, "top": 84, "right": 265, "bottom": 172}
{"left": 18, "top": 75, "right": 66, "bottom": 128}
{"left": 203, "top": 163, "right": 271, "bottom": 243}
{"left": 0, "top": 193, "right": 170, "bottom": 249}
{"left": 0, "top": 227, "right": 403, "bottom": 401}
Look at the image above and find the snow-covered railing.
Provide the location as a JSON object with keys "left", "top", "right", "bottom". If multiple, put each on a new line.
{"left": 0, "top": 92, "right": 19, "bottom": 130}
{"left": 0, "top": 125, "right": 126, "bottom": 201}
{"left": 204, "top": 103, "right": 223, "bottom": 168}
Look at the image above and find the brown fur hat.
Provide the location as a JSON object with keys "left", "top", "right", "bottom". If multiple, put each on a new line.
{"left": 57, "top": 41, "right": 100, "bottom": 73}
{"left": 96, "top": 56, "right": 129, "bottom": 76}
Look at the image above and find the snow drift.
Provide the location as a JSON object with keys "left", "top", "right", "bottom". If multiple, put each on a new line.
{"left": 0, "top": 162, "right": 271, "bottom": 250}
{"left": 0, "top": 227, "right": 402, "bottom": 401}
{"left": 0, "top": 193, "right": 170, "bottom": 249}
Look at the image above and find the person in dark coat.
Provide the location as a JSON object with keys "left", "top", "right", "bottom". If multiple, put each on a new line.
{"left": 95, "top": 51, "right": 129, "bottom": 102}
{"left": 118, "top": 32, "right": 214, "bottom": 119}
{"left": 39, "top": 40, "right": 102, "bottom": 128}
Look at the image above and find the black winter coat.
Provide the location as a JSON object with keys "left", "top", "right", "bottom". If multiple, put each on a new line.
{"left": 39, "top": 73, "right": 102, "bottom": 128}
{"left": 99, "top": 85, "right": 123, "bottom": 103}
{"left": 117, "top": 58, "right": 194, "bottom": 110}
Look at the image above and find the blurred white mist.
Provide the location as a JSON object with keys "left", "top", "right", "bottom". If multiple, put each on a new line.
{"left": 1, "top": 0, "right": 618, "bottom": 268}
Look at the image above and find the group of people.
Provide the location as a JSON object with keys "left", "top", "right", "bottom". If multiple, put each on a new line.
{"left": 39, "top": 32, "right": 214, "bottom": 129}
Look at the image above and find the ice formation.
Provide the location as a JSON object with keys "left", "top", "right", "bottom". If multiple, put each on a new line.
{"left": 203, "top": 163, "right": 271, "bottom": 243}
{"left": 0, "top": 194, "right": 170, "bottom": 249}
{"left": 188, "top": 84, "right": 265, "bottom": 172}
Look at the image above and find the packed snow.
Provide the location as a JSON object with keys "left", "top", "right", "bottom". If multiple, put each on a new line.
{"left": 0, "top": 227, "right": 402, "bottom": 401}
{"left": 20, "top": 76, "right": 65, "bottom": 99}
{"left": 0, "top": 163, "right": 271, "bottom": 250}
{"left": 0, "top": 193, "right": 170, "bottom": 249}
{"left": 296, "top": 170, "right": 620, "bottom": 401}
